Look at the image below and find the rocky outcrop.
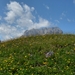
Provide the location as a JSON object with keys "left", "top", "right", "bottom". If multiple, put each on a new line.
{"left": 46, "top": 51, "right": 54, "bottom": 58}
{"left": 23, "top": 27, "right": 63, "bottom": 36}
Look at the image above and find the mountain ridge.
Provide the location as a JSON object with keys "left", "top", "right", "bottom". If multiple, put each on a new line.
{"left": 23, "top": 27, "right": 63, "bottom": 36}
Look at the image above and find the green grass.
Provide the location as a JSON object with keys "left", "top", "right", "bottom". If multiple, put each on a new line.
{"left": 0, "top": 34, "right": 75, "bottom": 75}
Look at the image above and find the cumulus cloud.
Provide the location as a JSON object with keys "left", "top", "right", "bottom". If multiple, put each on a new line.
{"left": 4, "top": 1, "right": 24, "bottom": 24}
{"left": 33, "top": 17, "right": 51, "bottom": 28}
{"left": 0, "top": 1, "right": 51, "bottom": 41}
{"left": 0, "top": 23, "right": 23, "bottom": 40}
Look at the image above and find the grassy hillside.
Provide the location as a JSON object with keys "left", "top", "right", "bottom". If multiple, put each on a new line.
{"left": 0, "top": 34, "right": 75, "bottom": 75}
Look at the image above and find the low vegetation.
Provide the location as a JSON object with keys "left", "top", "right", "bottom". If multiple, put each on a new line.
{"left": 0, "top": 34, "right": 75, "bottom": 75}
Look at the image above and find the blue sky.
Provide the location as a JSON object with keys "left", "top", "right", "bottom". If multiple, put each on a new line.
{"left": 0, "top": 0, "right": 75, "bottom": 41}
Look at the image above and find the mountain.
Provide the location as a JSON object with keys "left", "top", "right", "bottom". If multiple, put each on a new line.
{"left": 23, "top": 27, "right": 63, "bottom": 36}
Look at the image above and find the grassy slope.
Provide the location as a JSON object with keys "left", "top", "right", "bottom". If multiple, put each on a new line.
{"left": 0, "top": 34, "right": 75, "bottom": 75}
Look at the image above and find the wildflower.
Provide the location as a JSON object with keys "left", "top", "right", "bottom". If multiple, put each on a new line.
{"left": 31, "top": 74, "right": 34, "bottom": 75}
{"left": 20, "top": 68, "right": 22, "bottom": 70}
{"left": 2, "top": 44, "right": 5, "bottom": 47}
{"left": 66, "top": 52, "right": 70, "bottom": 54}
{"left": 15, "top": 74, "right": 18, "bottom": 75}
{"left": 17, "top": 62, "right": 19, "bottom": 64}
{"left": 43, "top": 62, "right": 47, "bottom": 65}
{"left": 26, "top": 69, "right": 27, "bottom": 70}
{"left": 62, "top": 70, "right": 64, "bottom": 72}
{"left": 71, "top": 72, "right": 73, "bottom": 75}
{"left": 0, "top": 68, "right": 2, "bottom": 70}
{"left": 74, "top": 48, "right": 75, "bottom": 51}
{"left": 45, "top": 58, "right": 47, "bottom": 61}
{"left": 74, "top": 44, "right": 75, "bottom": 46}
{"left": 30, "top": 44, "right": 32, "bottom": 46}
{"left": 25, "top": 55, "right": 27, "bottom": 58}
{"left": 66, "top": 66, "right": 69, "bottom": 69}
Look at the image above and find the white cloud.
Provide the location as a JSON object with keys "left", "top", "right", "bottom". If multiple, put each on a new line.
{"left": 55, "top": 20, "right": 60, "bottom": 23}
{"left": 0, "top": 23, "right": 23, "bottom": 40}
{"left": 67, "top": 18, "right": 71, "bottom": 22}
{"left": 60, "top": 12, "right": 66, "bottom": 20}
{"left": 46, "top": 6, "right": 49, "bottom": 10}
{"left": 61, "top": 13, "right": 66, "bottom": 16}
{"left": 43, "top": 4, "right": 49, "bottom": 10}
{"left": 33, "top": 17, "right": 50, "bottom": 29}
{"left": 0, "top": 1, "right": 52, "bottom": 41}
{"left": 4, "top": 1, "right": 23, "bottom": 24}
{"left": 73, "top": 0, "right": 75, "bottom": 4}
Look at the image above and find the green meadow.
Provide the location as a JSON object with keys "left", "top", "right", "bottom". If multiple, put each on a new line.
{"left": 0, "top": 34, "right": 75, "bottom": 75}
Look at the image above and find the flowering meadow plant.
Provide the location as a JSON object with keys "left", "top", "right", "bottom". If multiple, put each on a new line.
{"left": 0, "top": 34, "right": 75, "bottom": 75}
